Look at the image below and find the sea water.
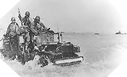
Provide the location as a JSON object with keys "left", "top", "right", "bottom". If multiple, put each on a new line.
{"left": 1, "top": 33, "right": 127, "bottom": 77}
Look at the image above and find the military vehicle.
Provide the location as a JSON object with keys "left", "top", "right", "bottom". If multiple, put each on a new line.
{"left": 32, "top": 31, "right": 84, "bottom": 67}
{"left": 0, "top": 27, "right": 84, "bottom": 67}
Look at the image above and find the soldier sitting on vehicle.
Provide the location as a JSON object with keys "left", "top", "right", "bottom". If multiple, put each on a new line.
{"left": 31, "top": 16, "right": 47, "bottom": 35}
{"left": 30, "top": 16, "right": 49, "bottom": 49}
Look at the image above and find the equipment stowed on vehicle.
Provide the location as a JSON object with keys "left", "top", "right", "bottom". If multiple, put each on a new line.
{"left": 1, "top": 34, "right": 19, "bottom": 60}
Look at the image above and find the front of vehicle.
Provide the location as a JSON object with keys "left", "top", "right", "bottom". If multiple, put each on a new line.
{"left": 33, "top": 31, "right": 84, "bottom": 67}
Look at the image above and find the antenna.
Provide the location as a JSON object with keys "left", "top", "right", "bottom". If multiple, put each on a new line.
{"left": 57, "top": 25, "right": 59, "bottom": 32}
{"left": 56, "top": 24, "right": 60, "bottom": 42}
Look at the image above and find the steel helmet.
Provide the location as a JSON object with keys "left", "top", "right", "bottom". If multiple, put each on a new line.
{"left": 34, "top": 16, "right": 40, "bottom": 23}
{"left": 11, "top": 17, "right": 16, "bottom": 22}
{"left": 25, "top": 11, "right": 30, "bottom": 17}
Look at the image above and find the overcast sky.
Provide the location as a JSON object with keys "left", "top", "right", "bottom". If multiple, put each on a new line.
{"left": 0, "top": 0, "right": 125, "bottom": 33}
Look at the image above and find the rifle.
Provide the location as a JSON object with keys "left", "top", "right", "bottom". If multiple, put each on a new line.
{"left": 18, "top": 8, "right": 23, "bottom": 26}
{"left": 18, "top": 8, "right": 20, "bottom": 15}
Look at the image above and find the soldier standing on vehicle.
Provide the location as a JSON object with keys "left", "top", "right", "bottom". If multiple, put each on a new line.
{"left": 18, "top": 9, "right": 35, "bottom": 63}
{"left": 18, "top": 10, "right": 33, "bottom": 27}
{"left": 5, "top": 17, "right": 20, "bottom": 60}
{"left": 18, "top": 9, "right": 34, "bottom": 44}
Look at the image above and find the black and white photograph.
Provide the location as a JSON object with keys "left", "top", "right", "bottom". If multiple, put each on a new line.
{"left": 0, "top": 0, "right": 127, "bottom": 77}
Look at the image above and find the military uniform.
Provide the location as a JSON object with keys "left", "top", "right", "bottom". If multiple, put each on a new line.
{"left": 31, "top": 21, "right": 47, "bottom": 35}
{"left": 6, "top": 22, "right": 19, "bottom": 37}
{"left": 18, "top": 11, "right": 33, "bottom": 43}
{"left": 5, "top": 19, "right": 19, "bottom": 60}
{"left": 18, "top": 14, "right": 33, "bottom": 28}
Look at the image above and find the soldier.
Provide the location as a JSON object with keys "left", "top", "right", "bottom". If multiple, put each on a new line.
{"left": 18, "top": 10, "right": 34, "bottom": 45}
{"left": 31, "top": 16, "right": 47, "bottom": 35}
{"left": 6, "top": 17, "right": 19, "bottom": 37}
{"left": 18, "top": 11, "right": 33, "bottom": 27}
{"left": 5, "top": 17, "right": 19, "bottom": 60}
{"left": 30, "top": 16, "right": 48, "bottom": 49}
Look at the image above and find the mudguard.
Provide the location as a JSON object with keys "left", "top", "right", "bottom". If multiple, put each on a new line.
{"left": 53, "top": 56, "right": 84, "bottom": 66}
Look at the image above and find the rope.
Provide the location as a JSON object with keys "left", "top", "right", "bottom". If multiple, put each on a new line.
{"left": 0, "top": 38, "right": 3, "bottom": 41}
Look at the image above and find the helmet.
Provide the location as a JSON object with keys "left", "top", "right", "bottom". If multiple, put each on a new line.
{"left": 34, "top": 16, "right": 40, "bottom": 23}
{"left": 11, "top": 17, "right": 16, "bottom": 22}
{"left": 25, "top": 11, "right": 30, "bottom": 17}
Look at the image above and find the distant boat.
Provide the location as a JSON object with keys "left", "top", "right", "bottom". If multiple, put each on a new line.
{"left": 115, "top": 31, "right": 121, "bottom": 34}
{"left": 115, "top": 31, "right": 127, "bottom": 35}
{"left": 94, "top": 33, "right": 100, "bottom": 35}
